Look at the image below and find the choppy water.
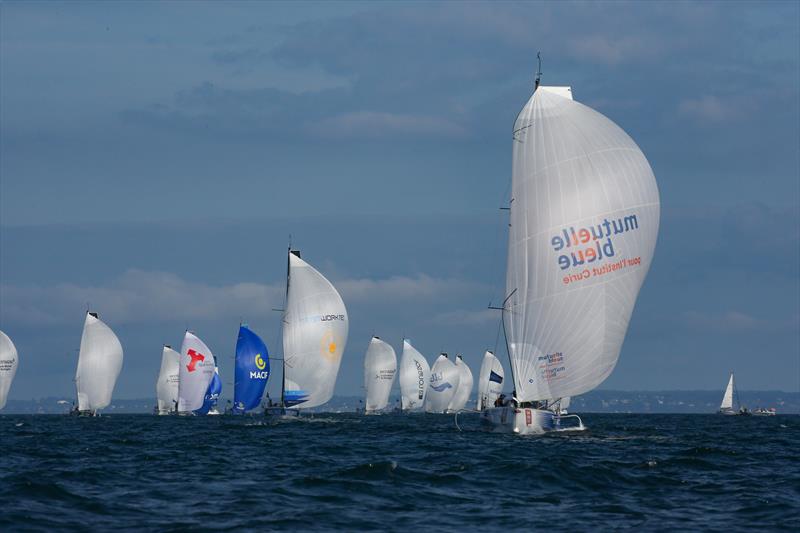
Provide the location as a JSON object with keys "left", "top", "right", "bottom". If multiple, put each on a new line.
{"left": 1, "top": 413, "right": 798, "bottom": 531}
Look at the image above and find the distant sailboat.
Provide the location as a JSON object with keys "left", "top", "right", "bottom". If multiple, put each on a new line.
{"left": 447, "top": 355, "right": 473, "bottom": 412}
{"left": 363, "top": 336, "right": 397, "bottom": 413}
{"left": 483, "top": 59, "right": 660, "bottom": 434}
{"left": 267, "top": 249, "right": 348, "bottom": 415}
{"left": 177, "top": 331, "right": 215, "bottom": 415}
{"left": 0, "top": 331, "right": 18, "bottom": 410}
{"left": 398, "top": 339, "right": 430, "bottom": 411}
{"left": 425, "top": 353, "right": 460, "bottom": 414}
{"left": 232, "top": 325, "right": 270, "bottom": 414}
{"left": 476, "top": 351, "right": 504, "bottom": 411}
{"left": 718, "top": 372, "right": 749, "bottom": 415}
{"left": 156, "top": 345, "right": 180, "bottom": 415}
{"left": 74, "top": 312, "right": 124, "bottom": 416}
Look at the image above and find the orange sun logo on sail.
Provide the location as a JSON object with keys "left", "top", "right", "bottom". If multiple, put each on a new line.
{"left": 320, "top": 330, "right": 339, "bottom": 360}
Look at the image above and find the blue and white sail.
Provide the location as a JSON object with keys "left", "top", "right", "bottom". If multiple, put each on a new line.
{"left": 476, "top": 351, "right": 504, "bottom": 410}
{"left": 233, "top": 325, "right": 270, "bottom": 414}
{"left": 196, "top": 364, "right": 222, "bottom": 415}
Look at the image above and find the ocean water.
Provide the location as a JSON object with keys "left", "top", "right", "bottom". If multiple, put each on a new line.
{"left": 1, "top": 413, "right": 798, "bottom": 531}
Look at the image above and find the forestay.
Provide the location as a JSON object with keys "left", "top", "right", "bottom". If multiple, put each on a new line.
{"left": 283, "top": 253, "right": 348, "bottom": 409}
{"left": 476, "top": 351, "right": 504, "bottom": 410}
{"left": 425, "top": 354, "right": 460, "bottom": 413}
{"left": 447, "top": 355, "right": 473, "bottom": 412}
{"left": 363, "top": 337, "right": 397, "bottom": 412}
{"left": 233, "top": 325, "right": 270, "bottom": 413}
{"left": 0, "top": 331, "right": 18, "bottom": 410}
{"left": 505, "top": 85, "right": 660, "bottom": 403}
{"left": 156, "top": 346, "right": 180, "bottom": 414}
{"left": 177, "top": 331, "right": 216, "bottom": 413}
{"left": 75, "top": 312, "right": 124, "bottom": 412}
{"left": 398, "top": 339, "right": 430, "bottom": 411}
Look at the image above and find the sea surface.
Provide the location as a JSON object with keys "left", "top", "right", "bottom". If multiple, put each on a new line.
{"left": 1, "top": 413, "right": 798, "bottom": 531}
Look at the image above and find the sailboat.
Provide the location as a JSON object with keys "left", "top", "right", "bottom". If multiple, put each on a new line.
{"left": 476, "top": 351, "right": 504, "bottom": 411}
{"left": 177, "top": 331, "right": 216, "bottom": 415}
{"left": 483, "top": 58, "right": 660, "bottom": 434}
{"left": 155, "top": 345, "right": 180, "bottom": 415}
{"left": 197, "top": 364, "right": 222, "bottom": 415}
{"left": 447, "top": 355, "right": 473, "bottom": 412}
{"left": 0, "top": 331, "right": 18, "bottom": 410}
{"left": 73, "top": 312, "right": 124, "bottom": 416}
{"left": 398, "top": 339, "right": 430, "bottom": 411}
{"left": 425, "top": 353, "right": 460, "bottom": 413}
{"left": 266, "top": 249, "right": 348, "bottom": 416}
{"left": 232, "top": 324, "right": 270, "bottom": 414}
{"left": 718, "top": 372, "right": 749, "bottom": 415}
{"left": 363, "top": 336, "right": 397, "bottom": 414}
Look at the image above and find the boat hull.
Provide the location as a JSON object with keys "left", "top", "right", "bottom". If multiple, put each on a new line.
{"left": 481, "top": 406, "right": 557, "bottom": 434}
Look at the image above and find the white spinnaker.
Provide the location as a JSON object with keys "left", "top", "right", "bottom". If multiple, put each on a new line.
{"left": 425, "top": 354, "right": 460, "bottom": 413}
{"left": 447, "top": 355, "right": 473, "bottom": 412}
{"left": 720, "top": 373, "right": 735, "bottom": 410}
{"left": 156, "top": 346, "right": 180, "bottom": 414}
{"left": 0, "top": 331, "right": 18, "bottom": 410}
{"left": 75, "top": 313, "right": 124, "bottom": 412}
{"left": 560, "top": 396, "right": 571, "bottom": 411}
{"left": 398, "top": 339, "right": 430, "bottom": 410}
{"left": 506, "top": 86, "right": 660, "bottom": 403}
{"left": 283, "top": 253, "right": 348, "bottom": 409}
{"left": 177, "top": 332, "right": 215, "bottom": 412}
{"left": 476, "top": 351, "right": 504, "bottom": 410}
{"left": 363, "top": 337, "right": 397, "bottom": 412}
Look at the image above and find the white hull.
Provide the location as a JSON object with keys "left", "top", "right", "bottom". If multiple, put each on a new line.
{"left": 481, "top": 406, "right": 584, "bottom": 435}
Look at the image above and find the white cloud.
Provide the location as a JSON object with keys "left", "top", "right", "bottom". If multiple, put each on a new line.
{"left": 310, "top": 111, "right": 468, "bottom": 140}
{"left": 431, "top": 308, "right": 499, "bottom": 326}
{"left": 678, "top": 95, "right": 729, "bottom": 122}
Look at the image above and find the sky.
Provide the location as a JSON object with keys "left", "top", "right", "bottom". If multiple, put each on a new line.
{"left": 1, "top": 1, "right": 798, "bottom": 402}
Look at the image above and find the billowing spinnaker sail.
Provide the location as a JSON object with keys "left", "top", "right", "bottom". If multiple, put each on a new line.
{"left": 399, "top": 339, "right": 430, "bottom": 411}
{"left": 177, "top": 331, "right": 215, "bottom": 412}
{"left": 156, "top": 346, "right": 180, "bottom": 414}
{"left": 447, "top": 355, "right": 473, "bottom": 412}
{"left": 506, "top": 86, "right": 660, "bottom": 402}
{"left": 283, "top": 253, "right": 348, "bottom": 409}
{"left": 720, "top": 373, "right": 735, "bottom": 410}
{"left": 197, "top": 366, "right": 222, "bottom": 415}
{"left": 233, "top": 325, "right": 270, "bottom": 413}
{"left": 363, "top": 337, "right": 397, "bottom": 412}
{"left": 0, "top": 331, "right": 18, "bottom": 410}
{"left": 425, "top": 354, "right": 460, "bottom": 413}
{"left": 75, "top": 313, "right": 123, "bottom": 411}
{"left": 476, "top": 351, "right": 504, "bottom": 410}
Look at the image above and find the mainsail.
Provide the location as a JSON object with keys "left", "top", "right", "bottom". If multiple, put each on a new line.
{"left": 75, "top": 312, "right": 124, "bottom": 412}
{"left": 398, "top": 339, "right": 430, "bottom": 410}
{"left": 156, "top": 345, "right": 180, "bottom": 415}
{"left": 233, "top": 325, "right": 270, "bottom": 413}
{"left": 476, "top": 351, "right": 504, "bottom": 410}
{"left": 363, "top": 336, "right": 397, "bottom": 412}
{"left": 177, "top": 331, "right": 216, "bottom": 413}
{"left": 283, "top": 252, "right": 348, "bottom": 409}
{"left": 425, "top": 353, "right": 460, "bottom": 413}
{"left": 720, "top": 373, "right": 735, "bottom": 411}
{"left": 0, "top": 331, "right": 18, "bottom": 410}
{"left": 447, "top": 355, "right": 473, "bottom": 412}
{"left": 504, "top": 85, "right": 660, "bottom": 403}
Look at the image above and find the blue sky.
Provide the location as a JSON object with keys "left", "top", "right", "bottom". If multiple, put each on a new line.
{"left": 1, "top": 1, "right": 798, "bottom": 401}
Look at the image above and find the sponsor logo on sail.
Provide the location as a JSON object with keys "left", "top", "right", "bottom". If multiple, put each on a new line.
{"left": 431, "top": 382, "right": 453, "bottom": 392}
{"left": 415, "top": 360, "right": 425, "bottom": 399}
{"left": 320, "top": 314, "right": 346, "bottom": 322}
{"left": 255, "top": 353, "right": 266, "bottom": 370}
{"left": 186, "top": 349, "right": 205, "bottom": 372}
{"left": 249, "top": 353, "right": 269, "bottom": 379}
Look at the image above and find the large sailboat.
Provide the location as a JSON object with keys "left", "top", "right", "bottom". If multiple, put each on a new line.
{"left": 483, "top": 60, "right": 660, "bottom": 434}
{"left": 398, "top": 339, "right": 430, "bottom": 411}
{"left": 718, "top": 372, "right": 749, "bottom": 415}
{"left": 73, "top": 312, "right": 124, "bottom": 416}
{"left": 232, "top": 324, "right": 270, "bottom": 414}
{"left": 363, "top": 336, "right": 397, "bottom": 414}
{"left": 0, "top": 331, "right": 18, "bottom": 410}
{"left": 155, "top": 345, "right": 180, "bottom": 415}
{"left": 476, "top": 351, "right": 504, "bottom": 411}
{"left": 177, "top": 331, "right": 216, "bottom": 415}
{"left": 266, "top": 249, "right": 348, "bottom": 415}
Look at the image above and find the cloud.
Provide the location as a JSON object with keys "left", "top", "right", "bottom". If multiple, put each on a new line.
{"left": 681, "top": 310, "right": 799, "bottom": 333}
{"left": 678, "top": 95, "right": 729, "bottom": 123}
{"left": 311, "top": 111, "right": 467, "bottom": 140}
{"left": 431, "top": 308, "right": 498, "bottom": 326}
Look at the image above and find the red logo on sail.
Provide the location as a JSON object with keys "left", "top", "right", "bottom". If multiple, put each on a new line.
{"left": 186, "top": 349, "right": 205, "bottom": 372}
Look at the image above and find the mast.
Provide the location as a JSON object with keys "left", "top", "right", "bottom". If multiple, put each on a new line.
{"left": 280, "top": 246, "right": 291, "bottom": 407}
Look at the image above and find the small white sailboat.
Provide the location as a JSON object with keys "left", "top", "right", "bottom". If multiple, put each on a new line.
{"left": 425, "top": 353, "right": 460, "bottom": 414}
{"left": 74, "top": 312, "right": 124, "bottom": 416}
{"left": 267, "top": 249, "right": 348, "bottom": 415}
{"left": 447, "top": 355, "right": 473, "bottom": 412}
{"left": 363, "top": 336, "right": 397, "bottom": 414}
{"left": 483, "top": 58, "right": 660, "bottom": 434}
{"left": 155, "top": 345, "right": 180, "bottom": 415}
{"left": 177, "top": 331, "right": 216, "bottom": 415}
{"left": 718, "top": 372, "right": 749, "bottom": 415}
{"left": 0, "top": 331, "right": 19, "bottom": 410}
{"left": 476, "top": 351, "right": 504, "bottom": 411}
{"left": 398, "top": 339, "right": 430, "bottom": 411}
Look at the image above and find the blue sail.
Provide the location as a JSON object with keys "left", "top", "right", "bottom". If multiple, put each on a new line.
{"left": 195, "top": 363, "right": 222, "bottom": 415}
{"left": 233, "top": 325, "right": 270, "bottom": 413}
